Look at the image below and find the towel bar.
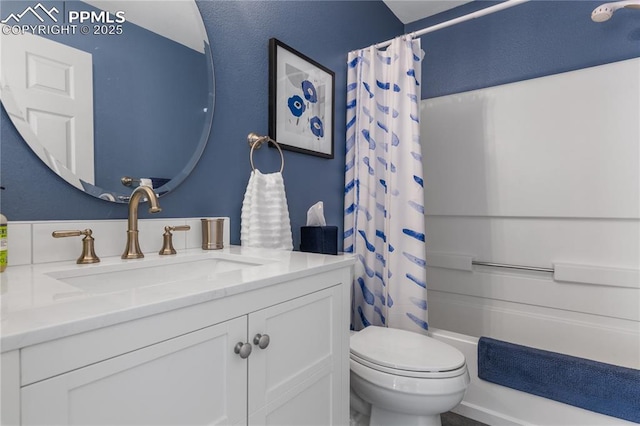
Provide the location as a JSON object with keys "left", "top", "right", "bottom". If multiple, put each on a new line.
{"left": 472, "top": 260, "right": 554, "bottom": 273}
{"left": 247, "top": 132, "right": 284, "bottom": 173}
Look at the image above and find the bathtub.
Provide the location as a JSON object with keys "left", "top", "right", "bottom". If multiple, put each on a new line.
{"left": 428, "top": 328, "right": 638, "bottom": 426}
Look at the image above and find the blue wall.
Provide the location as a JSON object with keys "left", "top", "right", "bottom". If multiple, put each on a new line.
{"left": 407, "top": 1, "right": 640, "bottom": 99}
{"left": 0, "top": 0, "right": 403, "bottom": 249}
{"left": 3, "top": 0, "right": 639, "bottom": 249}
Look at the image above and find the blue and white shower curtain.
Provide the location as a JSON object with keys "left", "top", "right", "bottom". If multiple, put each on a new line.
{"left": 344, "top": 36, "right": 427, "bottom": 333}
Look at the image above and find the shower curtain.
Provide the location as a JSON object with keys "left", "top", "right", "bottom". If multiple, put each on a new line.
{"left": 344, "top": 36, "right": 427, "bottom": 333}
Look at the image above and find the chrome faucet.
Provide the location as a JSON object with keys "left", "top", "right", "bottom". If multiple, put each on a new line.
{"left": 122, "top": 185, "right": 162, "bottom": 259}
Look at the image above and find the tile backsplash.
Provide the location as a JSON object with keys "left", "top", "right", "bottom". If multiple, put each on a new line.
{"left": 6, "top": 217, "right": 230, "bottom": 266}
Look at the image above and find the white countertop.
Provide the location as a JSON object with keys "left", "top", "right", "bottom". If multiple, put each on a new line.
{"left": 0, "top": 246, "right": 355, "bottom": 352}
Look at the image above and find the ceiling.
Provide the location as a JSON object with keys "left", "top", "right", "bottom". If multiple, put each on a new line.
{"left": 382, "top": 0, "right": 473, "bottom": 24}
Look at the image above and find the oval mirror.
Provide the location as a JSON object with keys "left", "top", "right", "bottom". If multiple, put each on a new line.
{"left": 0, "top": 0, "right": 214, "bottom": 202}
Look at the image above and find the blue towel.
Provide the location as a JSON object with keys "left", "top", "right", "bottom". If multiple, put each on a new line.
{"left": 478, "top": 337, "right": 640, "bottom": 423}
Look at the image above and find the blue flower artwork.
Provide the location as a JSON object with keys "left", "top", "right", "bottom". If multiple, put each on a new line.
{"left": 288, "top": 95, "right": 306, "bottom": 117}
{"left": 302, "top": 80, "right": 318, "bottom": 103}
{"left": 271, "top": 38, "right": 334, "bottom": 158}
{"left": 310, "top": 116, "right": 324, "bottom": 137}
{"left": 284, "top": 63, "right": 325, "bottom": 141}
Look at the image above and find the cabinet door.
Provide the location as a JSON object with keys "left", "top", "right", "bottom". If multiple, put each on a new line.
{"left": 1, "top": 351, "right": 20, "bottom": 426}
{"left": 22, "top": 316, "right": 247, "bottom": 426}
{"left": 248, "top": 285, "right": 344, "bottom": 425}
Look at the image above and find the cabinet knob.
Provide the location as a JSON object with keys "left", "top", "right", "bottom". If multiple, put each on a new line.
{"left": 234, "top": 342, "right": 252, "bottom": 359}
{"left": 253, "top": 333, "right": 270, "bottom": 349}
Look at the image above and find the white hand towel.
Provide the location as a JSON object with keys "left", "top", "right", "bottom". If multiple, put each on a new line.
{"left": 241, "top": 169, "right": 293, "bottom": 250}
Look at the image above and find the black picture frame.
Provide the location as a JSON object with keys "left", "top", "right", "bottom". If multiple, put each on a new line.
{"left": 269, "top": 38, "right": 335, "bottom": 159}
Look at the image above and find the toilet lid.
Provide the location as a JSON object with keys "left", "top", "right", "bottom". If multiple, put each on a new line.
{"left": 350, "top": 326, "right": 465, "bottom": 373}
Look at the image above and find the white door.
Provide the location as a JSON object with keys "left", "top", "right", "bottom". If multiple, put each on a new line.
{"left": 248, "top": 286, "right": 343, "bottom": 425}
{"left": 0, "top": 27, "right": 95, "bottom": 184}
{"left": 21, "top": 317, "right": 248, "bottom": 425}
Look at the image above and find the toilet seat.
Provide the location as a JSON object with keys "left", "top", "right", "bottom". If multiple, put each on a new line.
{"left": 350, "top": 326, "right": 466, "bottom": 378}
{"left": 350, "top": 352, "right": 466, "bottom": 379}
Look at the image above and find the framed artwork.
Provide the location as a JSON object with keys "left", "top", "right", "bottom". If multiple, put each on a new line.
{"left": 269, "top": 38, "right": 335, "bottom": 159}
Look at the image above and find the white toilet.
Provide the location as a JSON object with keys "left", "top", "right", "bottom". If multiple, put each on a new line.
{"left": 350, "top": 326, "right": 470, "bottom": 426}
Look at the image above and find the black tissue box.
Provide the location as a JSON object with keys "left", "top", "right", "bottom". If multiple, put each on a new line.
{"left": 300, "top": 226, "right": 338, "bottom": 255}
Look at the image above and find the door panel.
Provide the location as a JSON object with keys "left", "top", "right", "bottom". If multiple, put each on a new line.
{"left": 21, "top": 317, "right": 247, "bottom": 425}
{"left": 248, "top": 286, "right": 341, "bottom": 425}
{"left": 1, "top": 27, "right": 94, "bottom": 184}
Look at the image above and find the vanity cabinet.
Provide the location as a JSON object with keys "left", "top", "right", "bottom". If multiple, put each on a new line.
{"left": 14, "top": 269, "right": 349, "bottom": 426}
{"left": 22, "top": 317, "right": 248, "bottom": 425}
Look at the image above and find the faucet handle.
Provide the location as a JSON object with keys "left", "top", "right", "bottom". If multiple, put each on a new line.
{"left": 52, "top": 229, "right": 100, "bottom": 264}
{"left": 159, "top": 225, "right": 191, "bottom": 255}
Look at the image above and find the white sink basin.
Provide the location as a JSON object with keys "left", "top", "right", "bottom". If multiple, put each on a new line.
{"left": 45, "top": 254, "right": 265, "bottom": 294}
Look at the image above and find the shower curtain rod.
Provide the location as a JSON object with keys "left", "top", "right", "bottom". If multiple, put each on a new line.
{"left": 372, "top": 0, "right": 530, "bottom": 49}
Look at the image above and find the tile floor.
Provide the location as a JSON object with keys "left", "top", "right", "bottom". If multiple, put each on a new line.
{"left": 351, "top": 410, "right": 488, "bottom": 426}
{"left": 442, "top": 411, "right": 489, "bottom": 426}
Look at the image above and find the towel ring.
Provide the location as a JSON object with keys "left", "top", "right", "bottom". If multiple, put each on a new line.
{"left": 247, "top": 132, "right": 284, "bottom": 173}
